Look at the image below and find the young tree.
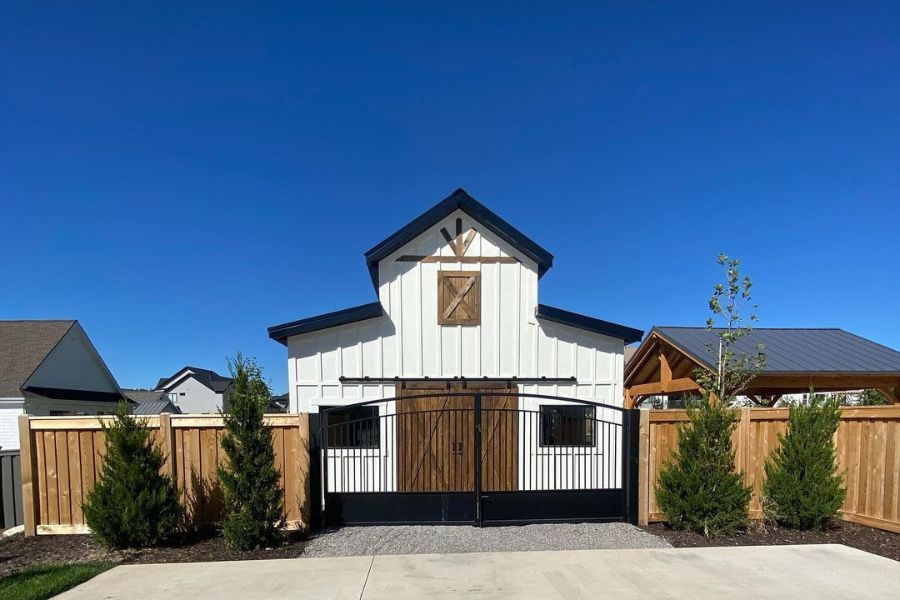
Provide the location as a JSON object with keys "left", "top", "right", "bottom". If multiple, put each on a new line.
{"left": 656, "top": 254, "right": 761, "bottom": 537}
{"left": 218, "top": 354, "right": 284, "bottom": 550}
{"left": 694, "top": 254, "right": 766, "bottom": 402}
{"left": 763, "top": 394, "right": 846, "bottom": 530}
{"left": 83, "top": 402, "right": 181, "bottom": 548}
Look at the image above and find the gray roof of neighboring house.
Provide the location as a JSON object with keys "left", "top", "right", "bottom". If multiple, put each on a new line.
{"left": 156, "top": 366, "right": 233, "bottom": 393}
{"left": 654, "top": 327, "right": 900, "bottom": 374}
{"left": 123, "top": 389, "right": 165, "bottom": 404}
{"left": 624, "top": 345, "right": 638, "bottom": 366}
{"left": 132, "top": 399, "right": 181, "bottom": 415}
{"left": 0, "top": 320, "right": 77, "bottom": 397}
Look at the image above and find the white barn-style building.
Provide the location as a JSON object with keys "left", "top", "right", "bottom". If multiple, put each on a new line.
{"left": 268, "top": 189, "right": 643, "bottom": 525}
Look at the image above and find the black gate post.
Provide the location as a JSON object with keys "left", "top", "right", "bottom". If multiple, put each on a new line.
{"left": 307, "top": 413, "right": 323, "bottom": 531}
{"left": 623, "top": 408, "right": 641, "bottom": 525}
{"left": 473, "top": 393, "right": 483, "bottom": 527}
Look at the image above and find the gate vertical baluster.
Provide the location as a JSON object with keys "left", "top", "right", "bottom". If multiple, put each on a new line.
{"left": 473, "top": 393, "right": 482, "bottom": 526}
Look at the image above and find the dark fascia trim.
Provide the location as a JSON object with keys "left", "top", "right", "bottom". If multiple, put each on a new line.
{"left": 268, "top": 301, "right": 384, "bottom": 345}
{"left": 536, "top": 304, "right": 643, "bottom": 344}
{"left": 363, "top": 188, "right": 554, "bottom": 289}
{"left": 24, "top": 387, "right": 125, "bottom": 403}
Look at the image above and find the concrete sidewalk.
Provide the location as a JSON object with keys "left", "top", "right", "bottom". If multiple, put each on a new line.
{"left": 59, "top": 544, "right": 900, "bottom": 599}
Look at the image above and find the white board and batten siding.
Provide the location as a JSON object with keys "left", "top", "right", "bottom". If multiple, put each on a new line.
{"left": 287, "top": 209, "right": 626, "bottom": 413}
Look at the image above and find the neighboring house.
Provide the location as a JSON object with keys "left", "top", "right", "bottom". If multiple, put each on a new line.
{"left": 0, "top": 320, "right": 123, "bottom": 450}
{"left": 155, "top": 366, "right": 232, "bottom": 414}
{"left": 122, "top": 389, "right": 181, "bottom": 415}
{"left": 269, "top": 393, "right": 289, "bottom": 413}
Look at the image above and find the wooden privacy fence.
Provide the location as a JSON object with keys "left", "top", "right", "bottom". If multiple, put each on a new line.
{"left": 637, "top": 405, "right": 900, "bottom": 534}
{"left": 18, "top": 414, "right": 310, "bottom": 536}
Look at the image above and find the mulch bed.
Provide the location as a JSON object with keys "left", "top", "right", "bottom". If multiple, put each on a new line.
{"left": 647, "top": 521, "right": 900, "bottom": 562}
{"left": 0, "top": 530, "right": 306, "bottom": 578}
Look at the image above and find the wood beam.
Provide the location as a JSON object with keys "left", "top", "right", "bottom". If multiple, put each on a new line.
{"left": 625, "top": 377, "right": 700, "bottom": 397}
{"left": 659, "top": 350, "right": 672, "bottom": 383}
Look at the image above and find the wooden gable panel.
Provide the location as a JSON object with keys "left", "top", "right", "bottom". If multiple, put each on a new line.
{"left": 438, "top": 271, "right": 481, "bottom": 326}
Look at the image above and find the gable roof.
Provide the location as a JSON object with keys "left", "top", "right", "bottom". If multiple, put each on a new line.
{"left": 652, "top": 327, "right": 900, "bottom": 374}
{"left": 156, "top": 366, "right": 233, "bottom": 393}
{"left": 363, "top": 188, "right": 554, "bottom": 289}
{"left": 268, "top": 301, "right": 383, "bottom": 345}
{"left": 536, "top": 305, "right": 643, "bottom": 344}
{"left": 0, "top": 320, "right": 76, "bottom": 397}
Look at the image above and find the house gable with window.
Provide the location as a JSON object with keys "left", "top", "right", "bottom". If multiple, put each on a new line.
{"left": 154, "top": 366, "right": 232, "bottom": 414}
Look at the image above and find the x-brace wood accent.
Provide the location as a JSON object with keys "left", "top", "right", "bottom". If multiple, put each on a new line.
{"left": 395, "top": 217, "right": 520, "bottom": 266}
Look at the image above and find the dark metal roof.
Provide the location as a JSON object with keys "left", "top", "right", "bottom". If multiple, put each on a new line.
{"left": 536, "top": 305, "right": 643, "bottom": 344}
{"left": 132, "top": 399, "right": 181, "bottom": 415}
{"left": 363, "top": 188, "right": 554, "bottom": 289}
{"left": 156, "top": 366, "right": 233, "bottom": 393}
{"left": 0, "top": 320, "right": 76, "bottom": 397}
{"left": 654, "top": 327, "right": 900, "bottom": 374}
{"left": 268, "top": 301, "right": 384, "bottom": 345}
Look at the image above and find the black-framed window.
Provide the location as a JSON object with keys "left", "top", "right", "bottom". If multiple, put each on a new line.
{"left": 325, "top": 406, "right": 380, "bottom": 449}
{"left": 539, "top": 405, "right": 595, "bottom": 447}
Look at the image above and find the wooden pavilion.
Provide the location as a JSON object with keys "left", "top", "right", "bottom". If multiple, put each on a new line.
{"left": 624, "top": 327, "right": 900, "bottom": 408}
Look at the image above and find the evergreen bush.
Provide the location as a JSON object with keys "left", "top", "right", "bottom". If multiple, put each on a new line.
{"left": 218, "top": 355, "right": 284, "bottom": 550}
{"left": 656, "top": 396, "right": 751, "bottom": 537}
{"left": 82, "top": 403, "right": 181, "bottom": 548}
{"left": 763, "top": 396, "right": 846, "bottom": 530}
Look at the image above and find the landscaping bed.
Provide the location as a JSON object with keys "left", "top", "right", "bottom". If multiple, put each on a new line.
{"left": 0, "top": 530, "right": 306, "bottom": 578}
{"left": 647, "top": 521, "right": 900, "bottom": 562}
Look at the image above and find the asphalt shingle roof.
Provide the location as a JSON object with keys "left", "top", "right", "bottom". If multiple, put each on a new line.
{"left": 0, "top": 320, "right": 76, "bottom": 397}
{"left": 654, "top": 327, "right": 900, "bottom": 374}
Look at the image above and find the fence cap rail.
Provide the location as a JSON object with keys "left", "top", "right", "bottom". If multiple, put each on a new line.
{"left": 646, "top": 404, "right": 900, "bottom": 423}
{"left": 25, "top": 413, "right": 298, "bottom": 431}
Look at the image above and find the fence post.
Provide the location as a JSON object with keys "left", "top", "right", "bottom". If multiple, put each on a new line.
{"left": 637, "top": 409, "right": 650, "bottom": 527}
{"left": 297, "top": 413, "right": 311, "bottom": 530}
{"left": 18, "top": 415, "right": 38, "bottom": 537}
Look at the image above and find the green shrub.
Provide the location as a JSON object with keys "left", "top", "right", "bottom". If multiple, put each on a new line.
{"left": 82, "top": 403, "right": 181, "bottom": 548}
{"left": 218, "top": 355, "right": 284, "bottom": 550}
{"left": 763, "top": 396, "right": 846, "bottom": 530}
{"left": 656, "top": 396, "right": 751, "bottom": 537}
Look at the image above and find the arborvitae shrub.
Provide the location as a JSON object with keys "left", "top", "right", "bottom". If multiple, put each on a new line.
{"left": 763, "top": 396, "right": 846, "bottom": 530}
{"left": 655, "top": 396, "right": 751, "bottom": 537}
{"left": 218, "top": 355, "right": 284, "bottom": 550}
{"left": 82, "top": 403, "right": 181, "bottom": 548}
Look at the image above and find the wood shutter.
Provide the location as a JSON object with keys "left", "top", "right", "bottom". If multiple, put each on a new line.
{"left": 438, "top": 271, "right": 481, "bottom": 325}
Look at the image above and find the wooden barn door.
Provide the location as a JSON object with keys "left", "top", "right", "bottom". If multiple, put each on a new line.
{"left": 395, "top": 382, "right": 518, "bottom": 492}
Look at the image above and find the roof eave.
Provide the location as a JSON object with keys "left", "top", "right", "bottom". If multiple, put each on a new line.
{"left": 535, "top": 304, "right": 643, "bottom": 344}
{"left": 268, "top": 301, "right": 384, "bottom": 345}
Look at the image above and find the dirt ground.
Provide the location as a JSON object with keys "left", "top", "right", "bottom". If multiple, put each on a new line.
{"left": 647, "top": 520, "right": 900, "bottom": 562}
{"left": 0, "top": 530, "right": 306, "bottom": 577}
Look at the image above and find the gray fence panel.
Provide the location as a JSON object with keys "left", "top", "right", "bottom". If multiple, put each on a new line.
{"left": 0, "top": 450, "right": 23, "bottom": 529}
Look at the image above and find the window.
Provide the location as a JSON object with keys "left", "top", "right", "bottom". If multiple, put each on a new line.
{"left": 539, "top": 405, "right": 595, "bottom": 447}
{"left": 438, "top": 271, "right": 481, "bottom": 325}
{"left": 325, "top": 406, "right": 380, "bottom": 449}
{"left": 168, "top": 392, "right": 179, "bottom": 403}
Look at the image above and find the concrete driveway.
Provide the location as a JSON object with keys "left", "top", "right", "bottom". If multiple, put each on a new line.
{"left": 60, "top": 544, "right": 900, "bottom": 599}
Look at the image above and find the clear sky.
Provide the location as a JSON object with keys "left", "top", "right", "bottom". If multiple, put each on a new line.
{"left": 2, "top": 2, "right": 898, "bottom": 393}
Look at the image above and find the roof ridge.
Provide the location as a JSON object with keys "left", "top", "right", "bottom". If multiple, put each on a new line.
{"left": 0, "top": 319, "right": 77, "bottom": 324}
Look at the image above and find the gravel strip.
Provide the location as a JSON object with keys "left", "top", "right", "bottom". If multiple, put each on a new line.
{"left": 302, "top": 522, "right": 670, "bottom": 557}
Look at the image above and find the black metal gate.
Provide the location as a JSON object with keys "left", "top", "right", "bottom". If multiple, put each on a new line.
{"left": 317, "top": 392, "right": 639, "bottom": 527}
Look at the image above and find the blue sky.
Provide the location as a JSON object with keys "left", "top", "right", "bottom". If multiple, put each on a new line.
{"left": 2, "top": 2, "right": 898, "bottom": 393}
